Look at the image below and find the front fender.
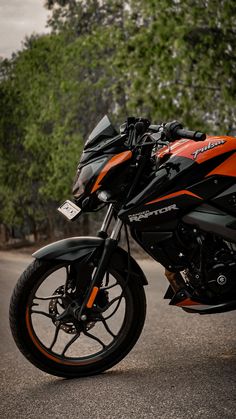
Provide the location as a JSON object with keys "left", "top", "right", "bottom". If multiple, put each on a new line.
{"left": 32, "top": 236, "right": 104, "bottom": 262}
{"left": 33, "top": 236, "right": 148, "bottom": 286}
{"left": 110, "top": 246, "right": 148, "bottom": 286}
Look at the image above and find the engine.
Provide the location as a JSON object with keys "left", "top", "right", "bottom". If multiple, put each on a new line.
{"left": 178, "top": 226, "right": 236, "bottom": 301}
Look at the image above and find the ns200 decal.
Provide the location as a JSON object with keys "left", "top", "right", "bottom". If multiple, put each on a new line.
{"left": 128, "top": 204, "right": 178, "bottom": 222}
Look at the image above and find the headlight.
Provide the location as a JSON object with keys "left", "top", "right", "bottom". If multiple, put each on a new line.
{"left": 72, "top": 157, "right": 107, "bottom": 199}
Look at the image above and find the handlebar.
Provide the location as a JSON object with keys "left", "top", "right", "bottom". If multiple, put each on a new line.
{"left": 123, "top": 118, "right": 206, "bottom": 150}
{"left": 164, "top": 121, "right": 206, "bottom": 142}
{"left": 148, "top": 121, "right": 206, "bottom": 142}
{"left": 173, "top": 127, "right": 206, "bottom": 141}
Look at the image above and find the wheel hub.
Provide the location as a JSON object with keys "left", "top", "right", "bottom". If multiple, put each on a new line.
{"left": 48, "top": 286, "right": 109, "bottom": 334}
{"left": 49, "top": 286, "right": 77, "bottom": 333}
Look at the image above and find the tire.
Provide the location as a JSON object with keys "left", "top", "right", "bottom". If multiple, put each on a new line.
{"left": 9, "top": 258, "right": 146, "bottom": 378}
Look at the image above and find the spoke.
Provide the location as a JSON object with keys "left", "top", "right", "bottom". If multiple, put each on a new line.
{"left": 104, "top": 295, "right": 124, "bottom": 320}
{"left": 93, "top": 295, "right": 120, "bottom": 313}
{"left": 65, "top": 265, "right": 70, "bottom": 293}
{"left": 49, "top": 323, "right": 61, "bottom": 350}
{"left": 57, "top": 300, "right": 65, "bottom": 309}
{"left": 100, "top": 295, "right": 120, "bottom": 311}
{"left": 61, "top": 333, "right": 80, "bottom": 356}
{"left": 31, "top": 310, "right": 55, "bottom": 320}
{"left": 105, "top": 271, "right": 109, "bottom": 287}
{"left": 83, "top": 330, "right": 106, "bottom": 349}
{"left": 101, "top": 281, "right": 118, "bottom": 291}
{"left": 100, "top": 316, "right": 116, "bottom": 338}
{"left": 64, "top": 265, "right": 75, "bottom": 294}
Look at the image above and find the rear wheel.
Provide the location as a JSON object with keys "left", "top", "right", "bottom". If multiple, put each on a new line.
{"left": 9, "top": 258, "right": 146, "bottom": 378}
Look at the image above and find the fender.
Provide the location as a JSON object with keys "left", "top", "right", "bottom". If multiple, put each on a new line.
{"left": 32, "top": 236, "right": 148, "bottom": 285}
{"left": 32, "top": 236, "right": 104, "bottom": 262}
{"left": 110, "top": 246, "right": 148, "bottom": 286}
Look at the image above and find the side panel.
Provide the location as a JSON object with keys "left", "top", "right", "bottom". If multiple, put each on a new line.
{"left": 188, "top": 176, "right": 234, "bottom": 200}
{"left": 211, "top": 184, "right": 236, "bottom": 215}
{"left": 131, "top": 229, "right": 187, "bottom": 271}
{"left": 120, "top": 151, "right": 235, "bottom": 229}
{"left": 206, "top": 153, "right": 236, "bottom": 178}
{"left": 119, "top": 156, "right": 197, "bottom": 226}
{"left": 122, "top": 192, "right": 202, "bottom": 228}
{"left": 183, "top": 204, "right": 236, "bottom": 243}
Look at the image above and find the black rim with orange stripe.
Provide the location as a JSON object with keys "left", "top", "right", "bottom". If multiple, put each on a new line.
{"left": 25, "top": 263, "right": 133, "bottom": 366}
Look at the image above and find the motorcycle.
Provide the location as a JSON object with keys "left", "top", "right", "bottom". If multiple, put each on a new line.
{"left": 9, "top": 116, "right": 236, "bottom": 378}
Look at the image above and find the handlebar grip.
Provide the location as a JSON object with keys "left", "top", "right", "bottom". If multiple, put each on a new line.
{"left": 175, "top": 128, "right": 206, "bottom": 141}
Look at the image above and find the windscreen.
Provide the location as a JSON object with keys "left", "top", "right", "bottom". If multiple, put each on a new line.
{"left": 84, "top": 115, "right": 118, "bottom": 149}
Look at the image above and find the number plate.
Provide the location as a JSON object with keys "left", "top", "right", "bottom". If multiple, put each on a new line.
{"left": 57, "top": 200, "right": 82, "bottom": 220}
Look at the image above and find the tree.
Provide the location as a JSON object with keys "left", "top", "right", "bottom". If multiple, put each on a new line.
{"left": 0, "top": 21, "right": 121, "bottom": 240}
{"left": 45, "top": 0, "right": 236, "bottom": 133}
{"left": 0, "top": 34, "right": 83, "bottom": 240}
{"left": 1, "top": 0, "right": 236, "bottom": 243}
{"left": 115, "top": 0, "right": 236, "bottom": 133}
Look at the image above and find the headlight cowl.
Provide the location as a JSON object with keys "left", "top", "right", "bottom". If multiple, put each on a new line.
{"left": 72, "top": 157, "right": 108, "bottom": 199}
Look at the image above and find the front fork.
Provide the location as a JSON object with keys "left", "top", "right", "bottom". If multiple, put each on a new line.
{"left": 98, "top": 203, "right": 114, "bottom": 237}
{"left": 77, "top": 205, "right": 123, "bottom": 319}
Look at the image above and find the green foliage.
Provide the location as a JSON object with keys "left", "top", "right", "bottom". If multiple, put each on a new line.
{"left": 0, "top": 0, "right": 236, "bottom": 240}
{"left": 115, "top": 0, "right": 236, "bottom": 132}
{"left": 0, "top": 34, "right": 84, "bottom": 232}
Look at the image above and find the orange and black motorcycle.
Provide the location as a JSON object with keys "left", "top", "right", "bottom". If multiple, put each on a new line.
{"left": 10, "top": 116, "right": 236, "bottom": 378}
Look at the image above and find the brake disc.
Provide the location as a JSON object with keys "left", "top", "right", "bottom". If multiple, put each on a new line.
{"left": 49, "top": 286, "right": 77, "bottom": 334}
{"left": 48, "top": 286, "right": 108, "bottom": 333}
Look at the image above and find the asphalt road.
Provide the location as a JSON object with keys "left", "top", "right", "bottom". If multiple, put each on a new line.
{"left": 0, "top": 251, "right": 235, "bottom": 419}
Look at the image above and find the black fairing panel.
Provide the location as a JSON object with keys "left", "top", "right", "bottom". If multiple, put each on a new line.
{"left": 189, "top": 176, "right": 234, "bottom": 200}
{"left": 119, "top": 154, "right": 235, "bottom": 229}
{"left": 131, "top": 229, "right": 185, "bottom": 271}
{"left": 122, "top": 156, "right": 195, "bottom": 211}
{"left": 211, "top": 184, "right": 236, "bottom": 216}
{"left": 119, "top": 156, "right": 196, "bottom": 225}
{"left": 79, "top": 139, "right": 127, "bottom": 166}
{"left": 183, "top": 204, "right": 236, "bottom": 243}
{"left": 123, "top": 192, "right": 202, "bottom": 228}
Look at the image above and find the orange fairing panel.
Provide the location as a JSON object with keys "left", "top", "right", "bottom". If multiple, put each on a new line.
{"left": 91, "top": 151, "right": 132, "bottom": 193}
{"left": 176, "top": 298, "right": 202, "bottom": 307}
{"left": 156, "top": 136, "right": 236, "bottom": 163}
{"left": 145, "top": 190, "right": 203, "bottom": 205}
{"left": 206, "top": 153, "right": 236, "bottom": 177}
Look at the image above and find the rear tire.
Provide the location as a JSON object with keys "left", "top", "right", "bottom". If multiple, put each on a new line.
{"left": 9, "top": 258, "right": 146, "bottom": 378}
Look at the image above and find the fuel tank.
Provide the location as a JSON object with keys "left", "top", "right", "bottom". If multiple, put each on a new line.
{"left": 118, "top": 135, "right": 236, "bottom": 227}
{"left": 157, "top": 135, "right": 236, "bottom": 165}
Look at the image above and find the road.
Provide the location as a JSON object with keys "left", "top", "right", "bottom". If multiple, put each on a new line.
{"left": 0, "top": 251, "right": 235, "bottom": 419}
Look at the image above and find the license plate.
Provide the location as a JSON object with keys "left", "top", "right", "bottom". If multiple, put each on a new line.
{"left": 57, "top": 200, "right": 82, "bottom": 220}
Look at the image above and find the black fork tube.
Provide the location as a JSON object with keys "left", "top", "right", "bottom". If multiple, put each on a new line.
{"left": 77, "top": 220, "right": 122, "bottom": 319}
{"left": 97, "top": 204, "right": 114, "bottom": 238}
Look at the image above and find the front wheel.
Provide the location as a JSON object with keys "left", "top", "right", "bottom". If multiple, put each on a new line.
{"left": 9, "top": 258, "right": 146, "bottom": 378}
